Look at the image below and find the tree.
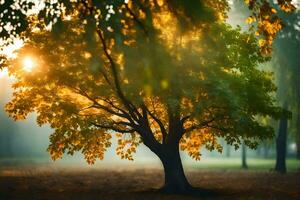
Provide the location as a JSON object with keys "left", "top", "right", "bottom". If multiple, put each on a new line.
{"left": 241, "top": 142, "right": 248, "bottom": 169}
{"left": 273, "top": 6, "right": 300, "bottom": 159}
{"left": 295, "top": 110, "right": 300, "bottom": 159}
{"left": 1, "top": 0, "right": 295, "bottom": 193}
{"left": 275, "top": 103, "right": 288, "bottom": 173}
{"left": 268, "top": 3, "right": 300, "bottom": 169}
{"left": 225, "top": 143, "right": 231, "bottom": 157}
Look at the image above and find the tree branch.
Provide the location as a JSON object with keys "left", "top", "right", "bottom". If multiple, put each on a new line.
{"left": 91, "top": 122, "right": 136, "bottom": 133}
{"left": 75, "top": 87, "right": 130, "bottom": 119}
{"left": 142, "top": 104, "right": 167, "bottom": 144}
{"left": 184, "top": 117, "right": 216, "bottom": 133}
{"left": 181, "top": 115, "right": 190, "bottom": 123}
{"left": 80, "top": 1, "right": 163, "bottom": 153}
{"left": 81, "top": 0, "right": 142, "bottom": 123}
{"left": 101, "top": 98, "right": 133, "bottom": 122}
{"left": 124, "top": 3, "right": 149, "bottom": 36}
{"left": 205, "top": 124, "right": 232, "bottom": 133}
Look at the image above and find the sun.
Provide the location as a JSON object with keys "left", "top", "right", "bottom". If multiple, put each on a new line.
{"left": 23, "top": 57, "right": 36, "bottom": 72}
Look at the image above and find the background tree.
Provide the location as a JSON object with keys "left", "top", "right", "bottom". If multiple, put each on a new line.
{"left": 241, "top": 142, "right": 248, "bottom": 169}
{"left": 225, "top": 143, "right": 231, "bottom": 157}
{"left": 1, "top": 0, "right": 295, "bottom": 193}
{"left": 273, "top": 5, "right": 300, "bottom": 159}
{"left": 275, "top": 102, "right": 288, "bottom": 173}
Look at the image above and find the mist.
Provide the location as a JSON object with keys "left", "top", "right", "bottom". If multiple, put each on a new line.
{"left": 0, "top": 71, "right": 298, "bottom": 167}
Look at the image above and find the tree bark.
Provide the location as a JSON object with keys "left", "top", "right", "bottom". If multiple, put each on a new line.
{"left": 140, "top": 110, "right": 196, "bottom": 193}
{"left": 296, "top": 111, "right": 300, "bottom": 159}
{"left": 296, "top": 141, "right": 300, "bottom": 159}
{"left": 275, "top": 107, "right": 288, "bottom": 173}
{"left": 158, "top": 144, "right": 192, "bottom": 193}
{"left": 241, "top": 142, "right": 248, "bottom": 169}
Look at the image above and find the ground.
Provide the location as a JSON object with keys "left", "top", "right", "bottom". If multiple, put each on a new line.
{"left": 1, "top": 158, "right": 300, "bottom": 200}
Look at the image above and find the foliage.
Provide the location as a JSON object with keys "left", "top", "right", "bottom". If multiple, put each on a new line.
{"left": 244, "top": 0, "right": 295, "bottom": 54}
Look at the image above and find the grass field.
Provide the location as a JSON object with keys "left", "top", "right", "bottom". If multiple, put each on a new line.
{"left": 1, "top": 157, "right": 300, "bottom": 171}
{"left": 189, "top": 157, "right": 300, "bottom": 171}
{"left": 1, "top": 157, "right": 300, "bottom": 199}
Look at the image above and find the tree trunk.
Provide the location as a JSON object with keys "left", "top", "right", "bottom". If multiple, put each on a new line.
{"left": 256, "top": 146, "right": 261, "bottom": 157}
{"left": 158, "top": 144, "right": 192, "bottom": 193}
{"left": 241, "top": 142, "right": 248, "bottom": 169}
{"left": 263, "top": 143, "right": 269, "bottom": 159}
{"left": 226, "top": 144, "right": 231, "bottom": 157}
{"left": 296, "top": 111, "right": 300, "bottom": 159}
{"left": 140, "top": 110, "right": 200, "bottom": 193}
{"left": 297, "top": 140, "right": 300, "bottom": 160}
{"left": 275, "top": 107, "right": 288, "bottom": 173}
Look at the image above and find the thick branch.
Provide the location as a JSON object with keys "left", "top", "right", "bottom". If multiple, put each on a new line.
{"left": 142, "top": 104, "right": 167, "bottom": 144}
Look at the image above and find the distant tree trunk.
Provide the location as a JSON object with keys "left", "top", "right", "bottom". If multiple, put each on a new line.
{"left": 256, "top": 146, "right": 261, "bottom": 157}
{"left": 226, "top": 144, "right": 231, "bottom": 157}
{"left": 296, "top": 111, "right": 300, "bottom": 160}
{"left": 296, "top": 142, "right": 300, "bottom": 159}
{"left": 242, "top": 142, "right": 248, "bottom": 169}
{"left": 263, "top": 143, "right": 269, "bottom": 158}
{"left": 275, "top": 106, "right": 288, "bottom": 173}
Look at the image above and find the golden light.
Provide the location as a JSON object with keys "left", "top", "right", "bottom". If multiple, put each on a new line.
{"left": 0, "top": 68, "right": 8, "bottom": 78}
{"left": 23, "top": 57, "right": 36, "bottom": 72}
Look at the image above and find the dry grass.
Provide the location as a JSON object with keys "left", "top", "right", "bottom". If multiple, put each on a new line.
{"left": 1, "top": 163, "right": 300, "bottom": 200}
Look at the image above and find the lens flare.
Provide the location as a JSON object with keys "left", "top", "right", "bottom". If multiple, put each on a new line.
{"left": 23, "top": 57, "right": 35, "bottom": 72}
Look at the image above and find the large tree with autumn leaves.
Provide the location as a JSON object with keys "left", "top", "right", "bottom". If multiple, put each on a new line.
{"left": 0, "top": 0, "right": 295, "bottom": 193}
